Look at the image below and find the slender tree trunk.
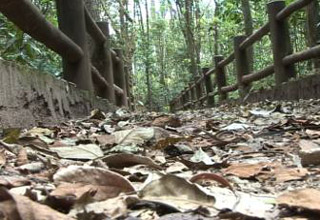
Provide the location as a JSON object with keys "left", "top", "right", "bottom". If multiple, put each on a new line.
{"left": 241, "top": 0, "right": 253, "bottom": 72}
{"left": 213, "top": 0, "right": 220, "bottom": 56}
{"left": 145, "top": 0, "right": 152, "bottom": 110}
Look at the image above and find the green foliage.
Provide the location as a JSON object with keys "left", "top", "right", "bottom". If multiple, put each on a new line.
{"left": 0, "top": 1, "right": 61, "bottom": 76}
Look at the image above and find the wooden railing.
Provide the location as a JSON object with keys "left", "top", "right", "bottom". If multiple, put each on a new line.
{"left": 170, "top": 0, "right": 320, "bottom": 112}
{"left": 0, "top": 0, "right": 132, "bottom": 109}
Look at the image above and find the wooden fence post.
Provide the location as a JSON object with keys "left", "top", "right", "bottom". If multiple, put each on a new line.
{"left": 124, "top": 65, "right": 132, "bottom": 109}
{"left": 202, "top": 67, "right": 215, "bottom": 107}
{"left": 181, "top": 91, "right": 185, "bottom": 110}
{"left": 234, "top": 36, "right": 251, "bottom": 98}
{"left": 113, "top": 49, "right": 128, "bottom": 107}
{"left": 183, "top": 86, "right": 190, "bottom": 110}
{"left": 214, "top": 55, "right": 227, "bottom": 101}
{"left": 56, "top": 0, "right": 93, "bottom": 92}
{"left": 267, "top": 0, "right": 295, "bottom": 85}
{"left": 195, "top": 76, "right": 202, "bottom": 107}
{"left": 189, "top": 82, "right": 195, "bottom": 109}
{"left": 96, "top": 21, "right": 116, "bottom": 104}
{"left": 169, "top": 100, "right": 175, "bottom": 112}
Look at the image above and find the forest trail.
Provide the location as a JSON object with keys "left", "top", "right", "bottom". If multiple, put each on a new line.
{"left": 1, "top": 100, "right": 320, "bottom": 219}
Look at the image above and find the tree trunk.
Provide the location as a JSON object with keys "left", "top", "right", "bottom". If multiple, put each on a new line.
{"left": 241, "top": 0, "right": 253, "bottom": 72}
{"left": 145, "top": 0, "right": 152, "bottom": 110}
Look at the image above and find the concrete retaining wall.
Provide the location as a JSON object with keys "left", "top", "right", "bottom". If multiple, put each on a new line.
{"left": 0, "top": 60, "right": 116, "bottom": 128}
{"left": 245, "top": 74, "right": 320, "bottom": 103}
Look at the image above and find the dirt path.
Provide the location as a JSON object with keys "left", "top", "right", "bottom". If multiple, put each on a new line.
{"left": 1, "top": 100, "right": 320, "bottom": 219}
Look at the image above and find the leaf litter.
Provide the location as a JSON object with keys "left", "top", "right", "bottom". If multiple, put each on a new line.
{"left": 1, "top": 100, "right": 320, "bottom": 219}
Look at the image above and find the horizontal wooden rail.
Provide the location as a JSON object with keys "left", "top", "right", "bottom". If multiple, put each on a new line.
{"left": 204, "top": 67, "right": 216, "bottom": 76}
{"left": 84, "top": 7, "right": 106, "bottom": 44}
{"left": 221, "top": 84, "right": 238, "bottom": 93}
{"left": 276, "top": 0, "right": 314, "bottom": 21}
{"left": 218, "top": 53, "right": 235, "bottom": 68}
{"left": 239, "top": 23, "right": 270, "bottom": 50}
{"left": 0, "top": 0, "right": 83, "bottom": 63}
{"left": 283, "top": 44, "right": 320, "bottom": 66}
{"left": 242, "top": 65, "right": 274, "bottom": 84}
{"left": 199, "top": 95, "right": 207, "bottom": 102}
{"left": 91, "top": 65, "right": 124, "bottom": 95}
{"left": 196, "top": 76, "right": 204, "bottom": 84}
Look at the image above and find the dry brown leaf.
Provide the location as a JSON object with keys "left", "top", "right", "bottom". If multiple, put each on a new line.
{"left": 223, "top": 162, "right": 270, "bottom": 178}
{"left": 273, "top": 167, "right": 308, "bottom": 183}
{"left": 102, "top": 153, "right": 162, "bottom": 170}
{"left": 95, "top": 134, "right": 116, "bottom": 146}
{"left": 53, "top": 166, "right": 135, "bottom": 201}
{"left": 0, "top": 149, "right": 6, "bottom": 166}
{"left": 256, "top": 163, "right": 308, "bottom": 183}
{"left": 0, "top": 175, "right": 30, "bottom": 188}
{"left": 277, "top": 188, "right": 320, "bottom": 213}
{"left": 139, "top": 174, "right": 216, "bottom": 214}
{"left": 0, "top": 188, "right": 73, "bottom": 220}
{"left": 151, "top": 116, "right": 181, "bottom": 128}
{"left": 69, "top": 196, "right": 131, "bottom": 219}
{"left": 16, "top": 148, "right": 28, "bottom": 166}
{"left": 190, "top": 173, "right": 233, "bottom": 191}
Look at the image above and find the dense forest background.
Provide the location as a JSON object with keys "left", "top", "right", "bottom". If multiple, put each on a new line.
{"left": 1, "top": 0, "right": 319, "bottom": 111}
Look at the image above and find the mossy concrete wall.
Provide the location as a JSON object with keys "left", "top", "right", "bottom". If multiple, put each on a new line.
{"left": 0, "top": 60, "right": 116, "bottom": 128}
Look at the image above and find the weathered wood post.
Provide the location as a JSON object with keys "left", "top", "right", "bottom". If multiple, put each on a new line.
{"left": 202, "top": 67, "right": 215, "bottom": 107}
{"left": 56, "top": 0, "right": 93, "bottom": 92}
{"left": 267, "top": 0, "right": 295, "bottom": 85}
{"left": 187, "top": 86, "right": 193, "bottom": 109}
{"left": 183, "top": 86, "right": 190, "bottom": 110}
{"left": 112, "top": 49, "right": 128, "bottom": 107}
{"left": 180, "top": 91, "right": 185, "bottom": 110}
{"left": 169, "top": 100, "right": 176, "bottom": 113}
{"left": 179, "top": 95, "right": 183, "bottom": 110}
{"left": 195, "top": 76, "right": 202, "bottom": 107}
{"left": 234, "top": 36, "right": 251, "bottom": 98}
{"left": 96, "top": 21, "right": 116, "bottom": 104}
{"left": 189, "top": 82, "right": 196, "bottom": 109}
{"left": 215, "top": 55, "right": 227, "bottom": 101}
{"left": 124, "top": 66, "right": 132, "bottom": 109}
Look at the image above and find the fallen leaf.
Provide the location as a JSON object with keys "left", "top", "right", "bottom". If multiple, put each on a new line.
{"left": 273, "top": 167, "right": 308, "bottom": 183}
{"left": 0, "top": 149, "right": 6, "bottom": 166}
{"left": 102, "top": 153, "right": 162, "bottom": 170}
{"left": 95, "top": 134, "right": 116, "bottom": 146}
{"left": 190, "top": 173, "right": 233, "bottom": 191}
{"left": 223, "top": 162, "right": 269, "bottom": 179}
{"left": 2, "top": 128, "right": 21, "bottom": 144}
{"left": 299, "top": 139, "right": 320, "bottom": 166}
{"left": 221, "top": 123, "right": 250, "bottom": 131}
{"left": 16, "top": 148, "right": 28, "bottom": 166}
{"left": 114, "top": 127, "right": 155, "bottom": 145}
{"left": 0, "top": 188, "right": 73, "bottom": 220}
{"left": 277, "top": 188, "right": 320, "bottom": 213}
{"left": 50, "top": 144, "right": 103, "bottom": 160}
{"left": 69, "top": 196, "right": 131, "bottom": 219}
{"left": 24, "top": 127, "right": 54, "bottom": 137}
{"left": 190, "top": 148, "right": 214, "bottom": 165}
{"left": 89, "top": 109, "right": 106, "bottom": 120}
{"left": 139, "top": 174, "right": 216, "bottom": 214}
{"left": 0, "top": 175, "right": 30, "bottom": 188}
{"left": 151, "top": 116, "right": 181, "bottom": 128}
{"left": 53, "top": 166, "right": 135, "bottom": 201}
